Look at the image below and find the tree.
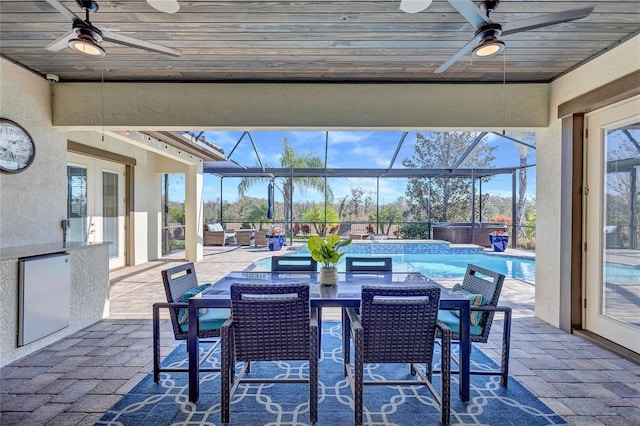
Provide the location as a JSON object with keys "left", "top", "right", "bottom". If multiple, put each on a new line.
{"left": 509, "top": 132, "right": 535, "bottom": 232}
{"left": 244, "top": 204, "right": 269, "bottom": 229}
{"left": 301, "top": 206, "right": 340, "bottom": 236}
{"left": 349, "top": 187, "right": 366, "bottom": 218}
{"left": 402, "top": 132, "right": 498, "bottom": 222}
{"left": 369, "top": 206, "right": 402, "bottom": 234}
{"left": 238, "top": 138, "right": 333, "bottom": 237}
{"left": 168, "top": 205, "right": 185, "bottom": 224}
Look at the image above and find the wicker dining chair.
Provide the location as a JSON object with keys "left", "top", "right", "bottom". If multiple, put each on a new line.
{"left": 271, "top": 255, "right": 317, "bottom": 272}
{"left": 343, "top": 286, "right": 451, "bottom": 425}
{"left": 152, "top": 263, "right": 230, "bottom": 382}
{"left": 271, "top": 255, "right": 324, "bottom": 353}
{"left": 436, "top": 264, "right": 511, "bottom": 386}
{"left": 221, "top": 283, "right": 318, "bottom": 424}
{"left": 345, "top": 256, "right": 392, "bottom": 272}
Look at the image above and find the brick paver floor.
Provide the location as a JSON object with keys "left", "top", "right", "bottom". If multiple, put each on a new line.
{"left": 1, "top": 244, "right": 639, "bottom": 425}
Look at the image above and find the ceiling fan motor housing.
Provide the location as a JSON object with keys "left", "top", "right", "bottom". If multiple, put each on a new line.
{"left": 474, "top": 23, "right": 502, "bottom": 42}
{"left": 72, "top": 19, "right": 103, "bottom": 42}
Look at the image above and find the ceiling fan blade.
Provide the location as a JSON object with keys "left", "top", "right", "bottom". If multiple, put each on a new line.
{"left": 101, "top": 30, "right": 182, "bottom": 57}
{"left": 447, "top": 0, "right": 493, "bottom": 28}
{"left": 43, "top": 0, "right": 82, "bottom": 22}
{"left": 501, "top": 7, "right": 594, "bottom": 36}
{"left": 45, "top": 31, "right": 76, "bottom": 52}
{"left": 400, "top": 0, "right": 432, "bottom": 14}
{"left": 434, "top": 37, "right": 478, "bottom": 74}
{"left": 146, "top": 0, "right": 180, "bottom": 14}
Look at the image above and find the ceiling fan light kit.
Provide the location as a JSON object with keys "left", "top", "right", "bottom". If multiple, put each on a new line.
{"left": 68, "top": 32, "right": 105, "bottom": 57}
{"left": 472, "top": 38, "right": 504, "bottom": 58}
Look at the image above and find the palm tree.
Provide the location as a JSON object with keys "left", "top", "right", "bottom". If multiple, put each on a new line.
{"left": 237, "top": 138, "right": 333, "bottom": 238}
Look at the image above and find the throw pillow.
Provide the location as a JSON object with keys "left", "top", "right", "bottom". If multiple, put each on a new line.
{"left": 451, "top": 283, "right": 486, "bottom": 326}
{"left": 177, "top": 283, "right": 211, "bottom": 325}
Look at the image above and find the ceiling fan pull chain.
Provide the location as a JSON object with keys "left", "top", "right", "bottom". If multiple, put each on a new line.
{"left": 502, "top": 51, "right": 506, "bottom": 136}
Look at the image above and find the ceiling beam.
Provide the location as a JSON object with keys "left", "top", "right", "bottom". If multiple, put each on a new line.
{"left": 52, "top": 82, "right": 550, "bottom": 129}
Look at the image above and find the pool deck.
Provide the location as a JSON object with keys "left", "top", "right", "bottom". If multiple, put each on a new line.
{"left": 606, "top": 249, "right": 640, "bottom": 267}
{"left": 1, "top": 244, "right": 639, "bottom": 425}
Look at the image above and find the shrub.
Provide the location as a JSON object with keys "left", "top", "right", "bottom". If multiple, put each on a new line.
{"left": 399, "top": 222, "right": 430, "bottom": 239}
{"left": 489, "top": 214, "right": 512, "bottom": 225}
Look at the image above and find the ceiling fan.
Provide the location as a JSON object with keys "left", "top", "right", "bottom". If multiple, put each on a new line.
{"left": 44, "top": 0, "right": 181, "bottom": 58}
{"left": 428, "top": 0, "right": 593, "bottom": 73}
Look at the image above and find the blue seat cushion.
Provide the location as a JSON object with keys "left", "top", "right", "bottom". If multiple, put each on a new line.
{"left": 179, "top": 307, "right": 230, "bottom": 333}
{"left": 438, "top": 309, "right": 483, "bottom": 336}
{"left": 178, "top": 283, "right": 213, "bottom": 325}
{"left": 450, "top": 283, "right": 486, "bottom": 325}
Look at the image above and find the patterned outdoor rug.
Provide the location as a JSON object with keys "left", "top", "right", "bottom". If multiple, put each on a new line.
{"left": 97, "top": 323, "right": 565, "bottom": 426}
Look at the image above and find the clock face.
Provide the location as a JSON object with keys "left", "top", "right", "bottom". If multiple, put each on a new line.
{"left": 0, "top": 119, "right": 35, "bottom": 173}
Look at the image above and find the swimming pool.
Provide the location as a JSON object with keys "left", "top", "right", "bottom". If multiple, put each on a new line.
{"left": 254, "top": 242, "right": 640, "bottom": 284}
{"left": 254, "top": 241, "right": 537, "bottom": 282}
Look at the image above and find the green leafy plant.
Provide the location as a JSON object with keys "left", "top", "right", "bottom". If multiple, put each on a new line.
{"left": 399, "top": 222, "right": 430, "bottom": 239}
{"left": 307, "top": 234, "right": 351, "bottom": 269}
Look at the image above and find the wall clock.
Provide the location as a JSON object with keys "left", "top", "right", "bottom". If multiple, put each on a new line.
{"left": 0, "top": 118, "right": 35, "bottom": 173}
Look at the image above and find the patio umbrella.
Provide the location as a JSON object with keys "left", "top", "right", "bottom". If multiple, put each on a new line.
{"left": 267, "top": 182, "right": 274, "bottom": 219}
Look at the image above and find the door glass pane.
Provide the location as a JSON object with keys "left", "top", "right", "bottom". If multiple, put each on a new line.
{"left": 102, "top": 171, "right": 119, "bottom": 258}
{"left": 602, "top": 122, "right": 640, "bottom": 328}
{"left": 67, "top": 165, "right": 87, "bottom": 244}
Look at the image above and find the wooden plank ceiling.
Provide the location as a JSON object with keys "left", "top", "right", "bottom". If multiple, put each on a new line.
{"left": 0, "top": 0, "right": 638, "bottom": 83}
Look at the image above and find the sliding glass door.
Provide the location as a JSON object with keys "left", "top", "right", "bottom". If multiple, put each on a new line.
{"left": 584, "top": 95, "right": 640, "bottom": 353}
{"left": 67, "top": 153, "right": 125, "bottom": 269}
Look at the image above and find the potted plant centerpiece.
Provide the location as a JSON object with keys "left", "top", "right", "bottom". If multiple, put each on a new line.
{"left": 307, "top": 234, "right": 351, "bottom": 285}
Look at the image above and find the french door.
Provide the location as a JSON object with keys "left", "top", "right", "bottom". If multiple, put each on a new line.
{"left": 584, "top": 95, "right": 640, "bottom": 353}
{"left": 67, "top": 153, "right": 126, "bottom": 269}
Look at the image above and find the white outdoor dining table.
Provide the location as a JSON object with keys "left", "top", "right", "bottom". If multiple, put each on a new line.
{"left": 187, "top": 271, "right": 471, "bottom": 403}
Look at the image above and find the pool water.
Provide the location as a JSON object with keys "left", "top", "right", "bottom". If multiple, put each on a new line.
{"left": 604, "top": 262, "right": 640, "bottom": 281}
{"left": 255, "top": 252, "right": 537, "bottom": 282}
{"left": 396, "top": 253, "right": 536, "bottom": 282}
{"left": 254, "top": 246, "right": 640, "bottom": 285}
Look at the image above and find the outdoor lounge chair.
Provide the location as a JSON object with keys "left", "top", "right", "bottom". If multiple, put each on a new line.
{"left": 436, "top": 264, "right": 511, "bottom": 386}
{"left": 235, "top": 229, "right": 255, "bottom": 246}
{"left": 254, "top": 230, "right": 268, "bottom": 247}
{"left": 343, "top": 286, "right": 451, "bottom": 425}
{"left": 204, "top": 223, "right": 235, "bottom": 246}
{"left": 153, "top": 263, "right": 230, "bottom": 382}
{"left": 334, "top": 222, "right": 352, "bottom": 238}
{"left": 221, "top": 283, "right": 318, "bottom": 424}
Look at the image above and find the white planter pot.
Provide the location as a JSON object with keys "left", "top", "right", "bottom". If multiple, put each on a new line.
{"left": 319, "top": 267, "right": 338, "bottom": 285}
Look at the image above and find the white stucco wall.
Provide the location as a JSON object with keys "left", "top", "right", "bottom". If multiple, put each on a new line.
{"left": 0, "top": 60, "right": 67, "bottom": 247}
{"left": 0, "top": 59, "right": 111, "bottom": 367}
{"left": 535, "top": 34, "right": 640, "bottom": 327}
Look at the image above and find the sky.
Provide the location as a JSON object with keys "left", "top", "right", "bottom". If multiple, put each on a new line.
{"left": 167, "top": 130, "right": 537, "bottom": 204}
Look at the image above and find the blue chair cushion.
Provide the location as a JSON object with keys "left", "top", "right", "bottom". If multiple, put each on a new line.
{"left": 438, "top": 309, "right": 483, "bottom": 336}
{"left": 179, "top": 307, "right": 230, "bottom": 333}
{"left": 178, "top": 283, "right": 212, "bottom": 325}
{"left": 450, "top": 283, "right": 486, "bottom": 325}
